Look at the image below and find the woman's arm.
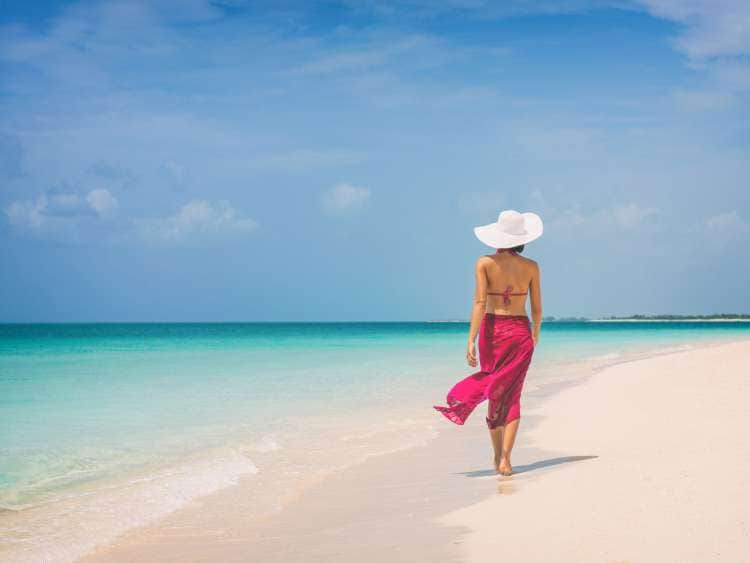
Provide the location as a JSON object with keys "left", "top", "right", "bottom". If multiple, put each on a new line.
{"left": 529, "top": 261, "right": 542, "bottom": 346}
{"left": 466, "top": 257, "right": 488, "bottom": 367}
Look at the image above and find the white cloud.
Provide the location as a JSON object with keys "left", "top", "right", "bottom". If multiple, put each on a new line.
{"left": 4, "top": 188, "right": 118, "bottom": 231}
{"left": 4, "top": 198, "right": 46, "bottom": 230}
{"left": 247, "top": 149, "right": 364, "bottom": 171}
{"left": 706, "top": 210, "right": 747, "bottom": 232}
{"left": 672, "top": 88, "right": 738, "bottom": 112}
{"left": 704, "top": 210, "right": 748, "bottom": 248}
{"left": 40, "top": 192, "right": 86, "bottom": 218}
{"left": 637, "top": 0, "right": 750, "bottom": 60}
{"left": 637, "top": 1, "right": 750, "bottom": 111}
{"left": 712, "top": 59, "right": 750, "bottom": 93}
{"left": 342, "top": 0, "right": 630, "bottom": 19}
{"left": 291, "top": 35, "right": 436, "bottom": 76}
{"left": 612, "top": 203, "right": 658, "bottom": 229}
{"left": 86, "top": 188, "right": 118, "bottom": 216}
{"left": 4, "top": 192, "right": 255, "bottom": 245}
{"left": 135, "top": 199, "right": 258, "bottom": 243}
{"left": 293, "top": 49, "right": 390, "bottom": 76}
{"left": 320, "top": 183, "right": 371, "bottom": 214}
{"left": 537, "top": 201, "right": 659, "bottom": 236}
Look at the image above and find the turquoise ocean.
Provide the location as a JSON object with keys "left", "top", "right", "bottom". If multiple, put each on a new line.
{"left": 1, "top": 321, "right": 749, "bottom": 561}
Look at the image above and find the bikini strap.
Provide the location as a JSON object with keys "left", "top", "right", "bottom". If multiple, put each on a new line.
{"left": 489, "top": 250, "right": 524, "bottom": 305}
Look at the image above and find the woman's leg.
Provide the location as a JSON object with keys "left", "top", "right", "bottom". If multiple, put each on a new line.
{"left": 497, "top": 418, "right": 519, "bottom": 475}
{"left": 489, "top": 425, "right": 504, "bottom": 471}
{"left": 487, "top": 396, "right": 507, "bottom": 472}
{"left": 484, "top": 332, "right": 533, "bottom": 475}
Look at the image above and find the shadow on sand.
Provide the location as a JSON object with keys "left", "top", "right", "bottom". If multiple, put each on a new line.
{"left": 458, "top": 455, "right": 599, "bottom": 478}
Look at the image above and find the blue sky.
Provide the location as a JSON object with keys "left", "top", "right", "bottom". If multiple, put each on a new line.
{"left": 1, "top": 0, "right": 748, "bottom": 321}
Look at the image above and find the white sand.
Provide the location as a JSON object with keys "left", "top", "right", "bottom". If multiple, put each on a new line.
{"left": 440, "top": 339, "right": 750, "bottom": 562}
{"left": 82, "top": 339, "right": 750, "bottom": 562}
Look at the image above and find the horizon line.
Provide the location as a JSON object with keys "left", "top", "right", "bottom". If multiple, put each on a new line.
{"left": 2, "top": 314, "right": 750, "bottom": 325}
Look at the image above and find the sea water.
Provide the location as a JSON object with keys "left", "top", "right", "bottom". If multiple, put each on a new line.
{"left": 1, "top": 321, "right": 749, "bottom": 561}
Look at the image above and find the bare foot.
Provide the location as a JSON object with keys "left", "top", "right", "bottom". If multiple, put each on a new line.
{"left": 493, "top": 455, "right": 502, "bottom": 474}
{"left": 498, "top": 458, "right": 513, "bottom": 476}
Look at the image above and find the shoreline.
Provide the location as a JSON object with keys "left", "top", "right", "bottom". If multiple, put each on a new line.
{"left": 588, "top": 318, "right": 750, "bottom": 323}
{"left": 79, "top": 336, "right": 750, "bottom": 562}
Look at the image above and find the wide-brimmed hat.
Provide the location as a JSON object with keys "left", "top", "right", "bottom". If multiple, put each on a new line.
{"left": 473, "top": 209, "right": 543, "bottom": 249}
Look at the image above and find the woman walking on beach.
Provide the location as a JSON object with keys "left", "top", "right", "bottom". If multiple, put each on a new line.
{"left": 434, "top": 210, "right": 543, "bottom": 476}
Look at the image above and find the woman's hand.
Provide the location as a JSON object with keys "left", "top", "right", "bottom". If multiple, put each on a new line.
{"left": 466, "top": 340, "right": 478, "bottom": 367}
{"left": 532, "top": 332, "right": 539, "bottom": 347}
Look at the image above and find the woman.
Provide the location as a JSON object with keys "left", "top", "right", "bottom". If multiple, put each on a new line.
{"left": 434, "top": 209, "right": 543, "bottom": 476}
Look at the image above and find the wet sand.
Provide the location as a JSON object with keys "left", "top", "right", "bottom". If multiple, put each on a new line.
{"left": 82, "top": 339, "right": 750, "bottom": 562}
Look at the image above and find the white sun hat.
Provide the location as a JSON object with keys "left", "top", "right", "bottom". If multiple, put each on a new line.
{"left": 473, "top": 209, "right": 543, "bottom": 249}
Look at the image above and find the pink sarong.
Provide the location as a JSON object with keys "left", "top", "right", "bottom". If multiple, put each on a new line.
{"left": 434, "top": 313, "right": 535, "bottom": 430}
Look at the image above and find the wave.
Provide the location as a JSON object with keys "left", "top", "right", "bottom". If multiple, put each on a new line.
{"left": 0, "top": 448, "right": 257, "bottom": 563}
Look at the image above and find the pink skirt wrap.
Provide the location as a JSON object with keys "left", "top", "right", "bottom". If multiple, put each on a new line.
{"left": 434, "top": 313, "right": 535, "bottom": 430}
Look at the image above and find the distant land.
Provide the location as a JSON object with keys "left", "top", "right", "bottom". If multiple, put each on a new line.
{"left": 590, "top": 314, "right": 750, "bottom": 322}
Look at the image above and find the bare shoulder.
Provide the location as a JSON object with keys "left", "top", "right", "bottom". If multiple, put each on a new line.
{"left": 518, "top": 255, "right": 539, "bottom": 270}
{"left": 474, "top": 256, "right": 492, "bottom": 275}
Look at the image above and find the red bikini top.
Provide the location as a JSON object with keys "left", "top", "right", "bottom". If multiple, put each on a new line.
{"left": 486, "top": 248, "right": 528, "bottom": 305}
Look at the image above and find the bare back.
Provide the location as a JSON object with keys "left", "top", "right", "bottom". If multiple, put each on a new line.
{"left": 476, "top": 250, "right": 540, "bottom": 317}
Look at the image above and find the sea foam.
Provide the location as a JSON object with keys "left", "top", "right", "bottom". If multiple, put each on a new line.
{"left": 0, "top": 448, "right": 257, "bottom": 563}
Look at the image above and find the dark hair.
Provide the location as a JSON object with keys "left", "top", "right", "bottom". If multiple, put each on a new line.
{"left": 510, "top": 244, "right": 525, "bottom": 253}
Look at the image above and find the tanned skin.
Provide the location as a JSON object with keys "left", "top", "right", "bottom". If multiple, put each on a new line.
{"left": 465, "top": 248, "right": 542, "bottom": 475}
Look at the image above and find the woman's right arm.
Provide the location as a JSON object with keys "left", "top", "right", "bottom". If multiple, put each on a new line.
{"left": 466, "top": 257, "right": 488, "bottom": 367}
{"left": 529, "top": 262, "right": 542, "bottom": 346}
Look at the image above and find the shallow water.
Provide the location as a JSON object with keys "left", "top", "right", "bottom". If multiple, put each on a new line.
{"left": 1, "top": 321, "right": 748, "bottom": 561}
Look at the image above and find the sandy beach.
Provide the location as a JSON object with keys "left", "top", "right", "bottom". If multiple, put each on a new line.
{"left": 440, "top": 338, "right": 750, "bottom": 562}
{"left": 79, "top": 338, "right": 750, "bottom": 562}
{"left": 5, "top": 2, "right": 749, "bottom": 561}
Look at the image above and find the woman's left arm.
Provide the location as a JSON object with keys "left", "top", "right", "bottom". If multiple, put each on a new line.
{"left": 466, "top": 257, "right": 488, "bottom": 367}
